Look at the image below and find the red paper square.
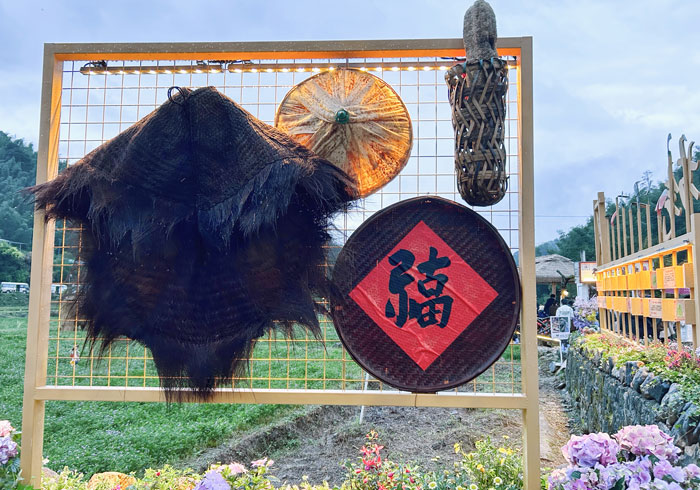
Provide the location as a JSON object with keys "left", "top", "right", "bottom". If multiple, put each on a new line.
{"left": 349, "top": 221, "right": 498, "bottom": 370}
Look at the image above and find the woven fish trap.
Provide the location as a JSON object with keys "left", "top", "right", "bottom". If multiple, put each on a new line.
{"left": 445, "top": 58, "right": 509, "bottom": 206}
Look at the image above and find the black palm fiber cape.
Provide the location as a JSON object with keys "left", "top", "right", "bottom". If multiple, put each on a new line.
{"left": 30, "top": 86, "right": 357, "bottom": 400}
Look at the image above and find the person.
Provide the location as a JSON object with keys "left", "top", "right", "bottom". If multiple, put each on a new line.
{"left": 555, "top": 299, "right": 574, "bottom": 322}
{"left": 544, "top": 294, "right": 557, "bottom": 316}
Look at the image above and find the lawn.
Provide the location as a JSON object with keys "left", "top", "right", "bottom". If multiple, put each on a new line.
{"left": 0, "top": 314, "right": 304, "bottom": 476}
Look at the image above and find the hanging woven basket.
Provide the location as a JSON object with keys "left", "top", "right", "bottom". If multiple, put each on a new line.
{"left": 445, "top": 58, "right": 509, "bottom": 206}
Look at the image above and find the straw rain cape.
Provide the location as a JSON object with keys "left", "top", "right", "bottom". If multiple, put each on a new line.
{"left": 30, "top": 86, "right": 357, "bottom": 400}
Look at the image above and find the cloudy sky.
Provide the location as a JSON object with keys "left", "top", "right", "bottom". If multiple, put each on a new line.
{"left": 0, "top": 0, "right": 698, "bottom": 245}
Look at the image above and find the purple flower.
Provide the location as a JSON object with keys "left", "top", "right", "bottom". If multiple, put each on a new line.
{"left": 194, "top": 470, "right": 231, "bottom": 490}
{"left": 562, "top": 432, "right": 619, "bottom": 467}
{"left": 686, "top": 463, "right": 700, "bottom": 479}
{"left": 652, "top": 459, "right": 685, "bottom": 483}
{"left": 614, "top": 425, "right": 680, "bottom": 461}
{"left": 625, "top": 457, "right": 652, "bottom": 489}
{"left": 0, "top": 436, "right": 18, "bottom": 465}
{"left": 547, "top": 468, "right": 567, "bottom": 489}
{"left": 597, "top": 462, "right": 628, "bottom": 489}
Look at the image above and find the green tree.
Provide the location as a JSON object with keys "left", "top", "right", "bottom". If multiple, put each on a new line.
{"left": 0, "top": 242, "right": 29, "bottom": 282}
{"left": 0, "top": 131, "right": 38, "bottom": 247}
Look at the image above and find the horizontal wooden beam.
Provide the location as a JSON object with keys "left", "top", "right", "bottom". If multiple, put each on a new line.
{"left": 34, "top": 386, "right": 528, "bottom": 409}
{"left": 46, "top": 38, "right": 525, "bottom": 61}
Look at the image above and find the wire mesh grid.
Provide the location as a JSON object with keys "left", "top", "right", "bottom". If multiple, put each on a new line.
{"left": 47, "top": 54, "right": 522, "bottom": 394}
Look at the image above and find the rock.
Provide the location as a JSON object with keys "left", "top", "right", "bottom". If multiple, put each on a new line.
{"left": 87, "top": 472, "right": 137, "bottom": 490}
{"left": 549, "top": 361, "right": 559, "bottom": 373}
{"left": 631, "top": 368, "right": 649, "bottom": 392}
{"left": 611, "top": 367, "right": 625, "bottom": 383}
{"left": 641, "top": 376, "right": 671, "bottom": 404}
{"left": 673, "top": 405, "right": 699, "bottom": 447}
{"left": 661, "top": 385, "right": 685, "bottom": 427}
{"left": 625, "top": 361, "right": 639, "bottom": 386}
{"left": 603, "top": 357, "right": 614, "bottom": 374}
{"left": 680, "top": 443, "right": 700, "bottom": 466}
{"left": 42, "top": 467, "right": 59, "bottom": 485}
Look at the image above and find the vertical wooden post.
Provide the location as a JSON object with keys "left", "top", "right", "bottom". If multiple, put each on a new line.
{"left": 629, "top": 206, "right": 636, "bottom": 254}
{"left": 615, "top": 198, "right": 622, "bottom": 259}
{"left": 659, "top": 214, "right": 665, "bottom": 243}
{"left": 691, "top": 214, "right": 700, "bottom": 351}
{"left": 517, "top": 36, "right": 540, "bottom": 490}
{"left": 636, "top": 204, "right": 642, "bottom": 253}
{"left": 646, "top": 204, "right": 653, "bottom": 249}
{"left": 593, "top": 200, "right": 602, "bottom": 264}
{"left": 667, "top": 146, "right": 677, "bottom": 239}
{"left": 597, "top": 192, "right": 611, "bottom": 264}
{"left": 621, "top": 205, "right": 629, "bottom": 257}
{"left": 680, "top": 136, "right": 693, "bottom": 233}
{"left": 610, "top": 218, "right": 618, "bottom": 261}
{"left": 20, "top": 45, "right": 62, "bottom": 489}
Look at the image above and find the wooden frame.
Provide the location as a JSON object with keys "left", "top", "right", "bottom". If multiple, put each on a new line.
{"left": 594, "top": 191, "right": 700, "bottom": 350}
{"left": 21, "top": 37, "right": 538, "bottom": 488}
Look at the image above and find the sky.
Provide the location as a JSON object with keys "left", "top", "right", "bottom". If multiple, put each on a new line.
{"left": 0, "top": 0, "right": 698, "bottom": 245}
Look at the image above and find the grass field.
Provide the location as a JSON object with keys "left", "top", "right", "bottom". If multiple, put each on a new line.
{"left": 0, "top": 314, "right": 303, "bottom": 476}
{"left": 1, "top": 304, "right": 522, "bottom": 477}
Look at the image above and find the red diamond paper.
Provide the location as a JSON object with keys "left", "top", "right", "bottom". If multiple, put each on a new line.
{"left": 349, "top": 221, "right": 498, "bottom": 370}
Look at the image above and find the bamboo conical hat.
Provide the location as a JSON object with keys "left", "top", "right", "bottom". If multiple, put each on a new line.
{"left": 275, "top": 68, "right": 413, "bottom": 197}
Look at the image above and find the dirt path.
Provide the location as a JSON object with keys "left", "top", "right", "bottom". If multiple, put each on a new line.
{"left": 184, "top": 347, "right": 573, "bottom": 486}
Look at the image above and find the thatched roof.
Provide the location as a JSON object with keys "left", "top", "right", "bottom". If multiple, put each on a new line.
{"left": 535, "top": 254, "right": 575, "bottom": 284}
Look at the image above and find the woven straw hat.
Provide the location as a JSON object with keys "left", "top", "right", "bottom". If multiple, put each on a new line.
{"left": 31, "top": 86, "right": 356, "bottom": 399}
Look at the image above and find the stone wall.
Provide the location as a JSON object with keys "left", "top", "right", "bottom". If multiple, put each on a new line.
{"left": 566, "top": 344, "right": 700, "bottom": 463}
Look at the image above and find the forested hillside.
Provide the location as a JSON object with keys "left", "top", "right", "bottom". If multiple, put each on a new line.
{"left": 0, "top": 131, "right": 37, "bottom": 248}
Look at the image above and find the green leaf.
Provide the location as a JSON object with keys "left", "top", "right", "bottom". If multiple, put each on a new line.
{"left": 612, "top": 477, "right": 625, "bottom": 490}
{"left": 570, "top": 471, "right": 582, "bottom": 479}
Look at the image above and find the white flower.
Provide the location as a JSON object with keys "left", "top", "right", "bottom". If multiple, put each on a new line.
{"left": 493, "top": 476, "right": 503, "bottom": 485}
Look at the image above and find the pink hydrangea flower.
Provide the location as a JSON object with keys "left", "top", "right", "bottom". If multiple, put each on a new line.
{"left": 562, "top": 432, "right": 619, "bottom": 467}
{"left": 614, "top": 425, "right": 680, "bottom": 461}
{"left": 225, "top": 462, "right": 247, "bottom": 475}
{"left": 0, "top": 421, "right": 13, "bottom": 438}
{"left": 251, "top": 457, "right": 274, "bottom": 468}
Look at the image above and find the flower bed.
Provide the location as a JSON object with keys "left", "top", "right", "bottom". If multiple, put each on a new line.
{"left": 566, "top": 331, "right": 700, "bottom": 464}
{"left": 0, "top": 422, "right": 523, "bottom": 490}
{"left": 4, "top": 416, "right": 700, "bottom": 489}
{"left": 576, "top": 332, "right": 700, "bottom": 408}
{"left": 549, "top": 425, "right": 700, "bottom": 490}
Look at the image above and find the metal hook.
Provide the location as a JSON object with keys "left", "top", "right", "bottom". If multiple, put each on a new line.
{"left": 167, "top": 86, "right": 188, "bottom": 106}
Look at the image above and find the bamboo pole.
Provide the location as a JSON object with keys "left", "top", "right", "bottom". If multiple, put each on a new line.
{"left": 636, "top": 204, "right": 642, "bottom": 252}
{"left": 667, "top": 135, "right": 677, "bottom": 239}
{"left": 681, "top": 136, "right": 693, "bottom": 233}
{"left": 615, "top": 197, "right": 622, "bottom": 259}
{"left": 597, "top": 192, "right": 611, "bottom": 264}
{"left": 629, "top": 206, "right": 636, "bottom": 254}
{"left": 646, "top": 204, "right": 653, "bottom": 249}
{"left": 621, "top": 204, "right": 629, "bottom": 257}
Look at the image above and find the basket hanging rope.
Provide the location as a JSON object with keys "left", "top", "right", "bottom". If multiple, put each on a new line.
{"left": 445, "top": 0, "right": 509, "bottom": 207}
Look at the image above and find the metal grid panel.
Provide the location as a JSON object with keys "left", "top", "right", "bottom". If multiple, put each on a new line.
{"left": 47, "top": 54, "right": 522, "bottom": 394}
